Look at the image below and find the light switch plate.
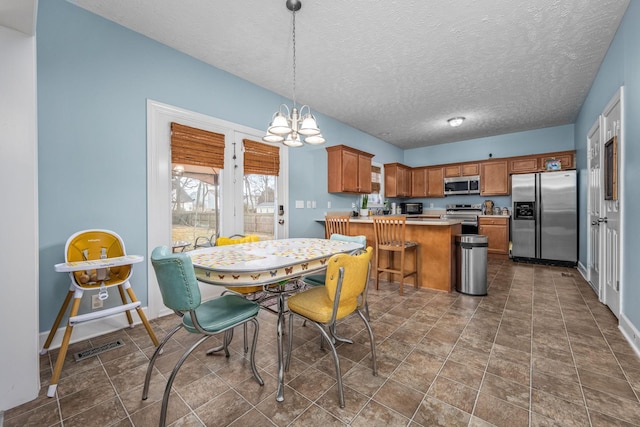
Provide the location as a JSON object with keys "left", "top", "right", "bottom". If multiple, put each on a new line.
{"left": 295, "top": 200, "right": 304, "bottom": 209}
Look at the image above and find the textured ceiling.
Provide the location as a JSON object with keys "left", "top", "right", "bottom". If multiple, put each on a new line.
{"left": 68, "top": 0, "right": 630, "bottom": 149}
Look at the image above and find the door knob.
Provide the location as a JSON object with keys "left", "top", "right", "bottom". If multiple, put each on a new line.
{"left": 598, "top": 217, "right": 608, "bottom": 223}
{"left": 591, "top": 220, "right": 598, "bottom": 226}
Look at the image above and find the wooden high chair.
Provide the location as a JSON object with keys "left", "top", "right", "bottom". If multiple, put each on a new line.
{"left": 41, "top": 229, "right": 159, "bottom": 397}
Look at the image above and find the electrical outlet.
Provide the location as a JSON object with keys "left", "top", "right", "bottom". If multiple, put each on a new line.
{"left": 92, "top": 294, "right": 103, "bottom": 310}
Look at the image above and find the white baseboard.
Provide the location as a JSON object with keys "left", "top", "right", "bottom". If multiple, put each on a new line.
{"left": 619, "top": 313, "right": 640, "bottom": 358}
{"left": 577, "top": 261, "right": 588, "bottom": 280}
{"left": 38, "top": 306, "right": 163, "bottom": 351}
{"left": 577, "top": 261, "right": 599, "bottom": 297}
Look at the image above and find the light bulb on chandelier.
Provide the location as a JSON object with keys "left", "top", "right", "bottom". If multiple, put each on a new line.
{"left": 263, "top": 0, "right": 325, "bottom": 146}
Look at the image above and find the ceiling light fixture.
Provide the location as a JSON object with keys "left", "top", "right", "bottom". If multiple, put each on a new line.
{"left": 263, "top": 0, "right": 325, "bottom": 147}
{"left": 448, "top": 117, "right": 465, "bottom": 127}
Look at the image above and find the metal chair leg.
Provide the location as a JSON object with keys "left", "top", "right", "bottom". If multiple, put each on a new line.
{"left": 142, "top": 323, "right": 182, "bottom": 400}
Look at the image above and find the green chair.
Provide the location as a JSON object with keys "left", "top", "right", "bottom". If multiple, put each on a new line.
{"left": 286, "top": 247, "right": 377, "bottom": 408}
{"left": 144, "top": 246, "right": 263, "bottom": 427}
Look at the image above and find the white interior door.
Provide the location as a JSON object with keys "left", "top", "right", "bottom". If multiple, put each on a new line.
{"left": 601, "top": 88, "right": 623, "bottom": 319}
{"left": 587, "top": 118, "right": 602, "bottom": 295}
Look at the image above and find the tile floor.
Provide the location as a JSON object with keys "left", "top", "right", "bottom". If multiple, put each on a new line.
{"left": 5, "top": 257, "right": 640, "bottom": 426}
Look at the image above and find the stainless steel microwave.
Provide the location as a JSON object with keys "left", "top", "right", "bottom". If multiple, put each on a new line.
{"left": 443, "top": 175, "right": 480, "bottom": 195}
{"left": 399, "top": 202, "right": 423, "bottom": 214}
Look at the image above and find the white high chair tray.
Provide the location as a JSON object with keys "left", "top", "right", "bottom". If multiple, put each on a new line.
{"left": 54, "top": 255, "right": 144, "bottom": 272}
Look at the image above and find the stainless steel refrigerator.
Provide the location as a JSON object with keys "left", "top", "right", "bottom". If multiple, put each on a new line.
{"left": 511, "top": 170, "right": 577, "bottom": 265}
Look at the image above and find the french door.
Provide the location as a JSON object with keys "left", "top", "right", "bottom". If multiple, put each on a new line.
{"left": 147, "top": 100, "right": 289, "bottom": 317}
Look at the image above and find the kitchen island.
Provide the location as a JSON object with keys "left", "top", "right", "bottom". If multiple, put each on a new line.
{"left": 319, "top": 216, "right": 463, "bottom": 292}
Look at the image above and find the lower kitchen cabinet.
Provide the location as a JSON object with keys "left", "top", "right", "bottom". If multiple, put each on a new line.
{"left": 478, "top": 216, "right": 509, "bottom": 255}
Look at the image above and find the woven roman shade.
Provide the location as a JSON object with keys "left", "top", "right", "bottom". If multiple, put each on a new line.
{"left": 171, "top": 122, "right": 225, "bottom": 168}
{"left": 243, "top": 139, "right": 280, "bottom": 176}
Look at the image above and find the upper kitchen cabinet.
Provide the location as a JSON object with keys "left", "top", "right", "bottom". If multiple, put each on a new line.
{"left": 539, "top": 151, "right": 575, "bottom": 171}
{"left": 385, "top": 163, "right": 412, "bottom": 198}
{"left": 509, "top": 150, "right": 576, "bottom": 174}
{"left": 509, "top": 157, "right": 539, "bottom": 174}
{"left": 426, "top": 166, "right": 444, "bottom": 197}
{"left": 411, "top": 167, "right": 428, "bottom": 198}
{"left": 444, "top": 162, "right": 480, "bottom": 178}
{"left": 327, "top": 145, "right": 374, "bottom": 194}
{"left": 480, "top": 160, "right": 509, "bottom": 196}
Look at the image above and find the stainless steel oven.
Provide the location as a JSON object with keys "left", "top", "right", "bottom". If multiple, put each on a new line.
{"left": 441, "top": 204, "right": 482, "bottom": 234}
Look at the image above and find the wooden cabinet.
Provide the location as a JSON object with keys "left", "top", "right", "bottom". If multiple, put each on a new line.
{"left": 326, "top": 145, "right": 374, "bottom": 194}
{"left": 426, "top": 167, "right": 444, "bottom": 197}
{"left": 479, "top": 216, "right": 509, "bottom": 255}
{"left": 539, "top": 152, "right": 574, "bottom": 170}
{"left": 411, "top": 167, "right": 428, "bottom": 197}
{"left": 384, "top": 163, "right": 412, "bottom": 197}
{"left": 509, "top": 157, "right": 539, "bottom": 174}
{"left": 480, "top": 160, "right": 509, "bottom": 196}
{"left": 444, "top": 163, "right": 480, "bottom": 177}
{"left": 509, "top": 151, "right": 576, "bottom": 174}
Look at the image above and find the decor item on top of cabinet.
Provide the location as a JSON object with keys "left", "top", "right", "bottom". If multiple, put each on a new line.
{"left": 545, "top": 158, "right": 562, "bottom": 171}
{"left": 360, "top": 194, "right": 369, "bottom": 217}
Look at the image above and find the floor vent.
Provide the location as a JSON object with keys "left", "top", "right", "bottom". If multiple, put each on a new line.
{"left": 73, "top": 339, "right": 125, "bottom": 361}
{"left": 561, "top": 272, "right": 573, "bottom": 277}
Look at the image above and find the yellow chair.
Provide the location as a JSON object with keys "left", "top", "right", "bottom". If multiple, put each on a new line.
{"left": 285, "top": 247, "right": 377, "bottom": 408}
{"left": 324, "top": 214, "right": 351, "bottom": 239}
{"left": 41, "top": 229, "right": 159, "bottom": 397}
{"left": 217, "top": 234, "right": 263, "bottom": 296}
{"left": 372, "top": 216, "right": 420, "bottom": 295}
{"left": 214, "top": 234, "right": 263, "bottom": 352}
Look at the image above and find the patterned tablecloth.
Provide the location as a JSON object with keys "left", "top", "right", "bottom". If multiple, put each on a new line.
{"left": 189, "top": 238, "right": 362, "bottom": 286}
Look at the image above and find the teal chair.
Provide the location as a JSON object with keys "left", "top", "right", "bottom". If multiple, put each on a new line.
{"left": 144, "top": 246, "right": 263, "bottom": 427}
{"left": 303, "top": 234, "right": 367, "bottom": 286}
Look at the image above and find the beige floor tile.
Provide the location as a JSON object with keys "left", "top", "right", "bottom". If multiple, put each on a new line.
{"left": 21, "top": 259, "right": 640, "bottom": 426}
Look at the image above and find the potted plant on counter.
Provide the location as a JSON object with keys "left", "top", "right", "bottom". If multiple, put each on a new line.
{"left": 360, "top": 195, "right": 369, "bottom": 217}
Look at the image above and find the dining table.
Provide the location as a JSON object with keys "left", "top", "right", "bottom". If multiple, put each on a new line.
{"left": 188, "top": 237, "right": 363, "bottom": 402}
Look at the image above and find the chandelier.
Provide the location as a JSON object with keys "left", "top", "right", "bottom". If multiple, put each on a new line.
{"left": 263, "top": 0, "right": 325, "bottom": 147}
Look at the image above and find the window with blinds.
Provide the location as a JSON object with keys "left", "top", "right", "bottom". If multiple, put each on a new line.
{"left": 170, "top": 122, "right": 225, "bottom": 168}
{"left": 242, "top": 139, "right": 279, "bottom": 239}
{"left": 170, "top": 122, "right": 224, "bottom": 249}
{"left": 243, "top": 138, "right": 280, "bottom": 176}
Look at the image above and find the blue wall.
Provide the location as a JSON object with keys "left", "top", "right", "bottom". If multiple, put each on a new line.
{"left": 38, "top": 0, "right": 640, "bottom": 336}
{"left": 36, "top": 0, "right": 398, "bottom": 330}
{"left": 574, "top": 0, "right": 640, "bottom": 328}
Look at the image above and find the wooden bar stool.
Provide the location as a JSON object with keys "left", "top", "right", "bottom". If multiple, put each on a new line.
{"left": 372, "top": 216, "right": 420, "bottom": 295}
{"left": 324, "top": 214, "right": 351, "bottom": 239}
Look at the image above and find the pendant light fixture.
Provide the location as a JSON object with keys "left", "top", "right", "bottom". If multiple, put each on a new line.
{"left": 263, "top": 0, "right": 325, "bottom": 147}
